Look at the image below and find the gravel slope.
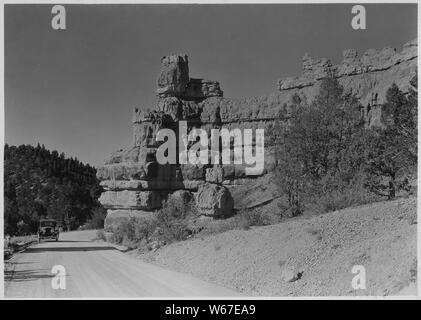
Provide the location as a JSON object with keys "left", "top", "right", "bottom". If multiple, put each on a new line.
{"left": 139, "top": 197, "right": 417, "bottom": 296}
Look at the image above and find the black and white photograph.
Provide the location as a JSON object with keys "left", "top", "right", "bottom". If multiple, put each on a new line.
{"left": 1, "top": 1, "right": 419, "bottom": 302}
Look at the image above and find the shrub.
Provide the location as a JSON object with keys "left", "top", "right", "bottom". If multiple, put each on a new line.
{"left": 236, "top": 208, "right": 270, "bottom": 229}
{"left": 277, "top": 200, "right": 304, "bottom": 218}
{"left": 95, "top": 229, "right": 107, "bottom": 241}
{"left": 134, "top": 218, "right": 158, "bottom": 242}
{"left": 304, "top": 171, "right": 380, "bottom": 214}
{"left": 85, "top": 207, "right": 107, "bottom": 230}
{"left": 319, "top": 187, "right": 372, "bottom": 213}
{"left": 156, "top": 195, "right": 198, "bottom": 242}
{"left": 109, "top": 219, "right": 133, "bottom": 244}
{"left": 108, "top": 216, "right": 157, "bottom": 249}
{"left": 7, "top": 239, "right": 22, "bottom": 252}
{"left": 107, "top": 194, "right": 198, "bottom": 248}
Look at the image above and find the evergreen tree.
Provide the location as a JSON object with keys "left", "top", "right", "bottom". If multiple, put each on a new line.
{"left": 365, "top": 81, "right": 417, "bottom": 199}
{"left": 275, "top": 76, "right": 366, "bottom": 214}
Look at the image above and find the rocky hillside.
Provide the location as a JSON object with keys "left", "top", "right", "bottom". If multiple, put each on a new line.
{"left": 96, "top": 39, "right": 417, "bottom": 231}
{"left": 139, "top": 197, "right": 417, "bottom": 296}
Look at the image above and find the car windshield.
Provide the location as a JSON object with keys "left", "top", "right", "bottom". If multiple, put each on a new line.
{"left": 41, "top": 221, "right": 56, "bottom": 227}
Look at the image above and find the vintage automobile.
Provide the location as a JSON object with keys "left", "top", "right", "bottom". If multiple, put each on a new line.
{"left": 38, "top": 219, "right": 59, "bottom": 243}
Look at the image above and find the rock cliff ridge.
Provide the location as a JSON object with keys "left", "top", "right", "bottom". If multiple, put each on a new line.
{"left": 97, "top": 40, "right": 417, "bottom": 231}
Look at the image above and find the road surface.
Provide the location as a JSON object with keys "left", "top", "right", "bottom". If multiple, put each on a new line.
{"left": 4, "top": 230, "right": 240, "bottom": 298}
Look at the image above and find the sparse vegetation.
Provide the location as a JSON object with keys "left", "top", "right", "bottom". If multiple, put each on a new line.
{"left": 108, "top": 216, "right": 157, "bottom": 249}
{"left": 237, "top": 209, "right": 269, "bottom": 228}
{"left": 84, "top": 207, "right": 107, "bottom": 230}
{"left": 94, "top": 230, "right": 107, "bottom": 242}
{"left": 305, "top": 175, "right": 379, "bottom": 214}
{"left": 156, "top": 195, "right": 198, "bottom": 242}
{"left": 107, "top": 194, "right": 198, "bottom": 250}
{"left": 4, "top": 235, "right": 38, "bottom": 259}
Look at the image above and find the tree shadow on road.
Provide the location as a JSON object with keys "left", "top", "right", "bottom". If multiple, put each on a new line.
{"left": 25, "top": 246, "right": 116, "bottom": 253}
{"left": 5, "top": 268, "right": 54, "bottom": 282}
{"left": 53, "top": 240, "right": 93, "bottom": 243}
{"left": 5, "top": 261, "right": 35, "bottom": 265}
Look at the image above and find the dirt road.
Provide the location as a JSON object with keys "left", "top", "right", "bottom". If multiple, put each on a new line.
{"left": 4, "top": 230, "right": 240, "bottom": 298}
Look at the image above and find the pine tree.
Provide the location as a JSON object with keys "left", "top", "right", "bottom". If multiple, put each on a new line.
{"left": 365, "top": 81, "right": 417, "bottom": 199}
{"left": 274, "top": 76, "right": 366, "bottom": 214}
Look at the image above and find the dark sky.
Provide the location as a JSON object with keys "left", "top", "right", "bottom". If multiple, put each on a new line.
{"left": 4, "top": 4, "right": 417, "bottom": 167}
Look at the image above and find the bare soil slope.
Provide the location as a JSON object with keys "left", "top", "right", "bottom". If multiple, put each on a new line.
{"left": 139, "top": 197, "right": 417, "bottom": 296}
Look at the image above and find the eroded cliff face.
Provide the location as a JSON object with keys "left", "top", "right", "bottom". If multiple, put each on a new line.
{"left": 97, "top": 40, "right": 417, "bottom": 231}
{"left": 278, "top": 39, "right": 417, "bottom": 127}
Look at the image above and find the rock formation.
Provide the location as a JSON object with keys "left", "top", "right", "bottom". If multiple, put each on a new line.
{"left": 278, "top": 39, "right": 417, "bottom": 127}
{"left": 97, "top": 40, "right": 417, "bottom": 231}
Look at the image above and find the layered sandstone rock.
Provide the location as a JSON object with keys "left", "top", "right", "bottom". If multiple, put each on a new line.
{"left": 98, "top": 54, "right": 233, "bottom": 231}
{"left": 97, "top": 40, "right": 417, "bottom": 231}
{"left": 157, "top": 55, "right": 190, "bottom": 98}
{"left": 156, "top": 54, "right": 223, "bottom": 100}
{"left": 278, "top": 39, "right": 417, "bottom": 126}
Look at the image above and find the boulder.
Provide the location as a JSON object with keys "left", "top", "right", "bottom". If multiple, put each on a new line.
{"left": 280, "top": 266, "right": 303, "bottom": 283}
{"left": 195, "top": 183, "right": 234, "bottom": 218}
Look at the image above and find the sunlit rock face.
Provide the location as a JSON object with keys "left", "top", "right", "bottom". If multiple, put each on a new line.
{"left": 156, "top": 54, "right": 223, "bottom": 100}
{"left": 278, "top": 39, "right": 417, "bottom": 127}
{"left": 97, "top": 40, "right": 417, "bottom": 231}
